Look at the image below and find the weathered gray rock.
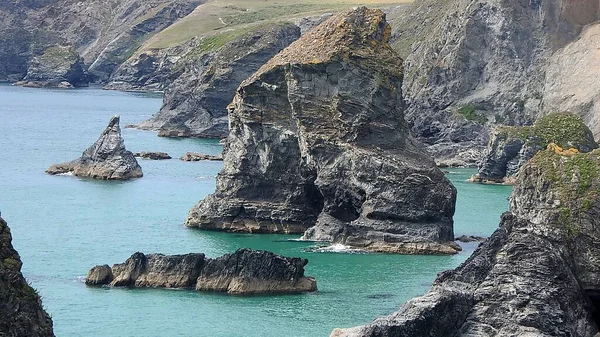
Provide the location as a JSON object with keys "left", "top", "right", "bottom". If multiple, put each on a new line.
{"left": 46, "top": 115, "right": 143, "bottom": 180}
{"left": 186, "top": 7, "right": 458, "bottom": 254}
{"left": 387, "top": 0, "right": 600, "bottom": 166}
{"left": 134, "top": 23, "right": 301, "bottom": 139}
{"left": 179, "top": 152, "right": 222, "bottom": 161}
{"left": 86, "top": 249, "right": 316, "bottom": 294}
{"left": 332, "top": 147, "right": 600, "bottom": 336}
{"left": 471, "top": 112, "right": 597, "bottom": 184}
{"left": 133, "top": 152, "right": 171, "bottom": 160}
{"left": 0, "top": 216, "right": 54, "bottom": 337}
{"left": 543, "top": 23, "right": 600, "bottom": 138}
{"left": 15, "top": 45, "right": 88, "bottom": 88}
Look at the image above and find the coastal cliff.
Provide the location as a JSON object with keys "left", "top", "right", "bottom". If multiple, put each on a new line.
{"left": 185, "top": 7, "right": 457, "bottom": 254}
{"left": 333, "top": 147, "right": 600, "bottom": 336}
{"left": 0, "top": 217, "right": 54, "bottom": 337}
{"left": 86, "top": 249, "right": 317, "bottom": 295}
{"left": 46, "top": 115, "right": 143, "bottom": 180}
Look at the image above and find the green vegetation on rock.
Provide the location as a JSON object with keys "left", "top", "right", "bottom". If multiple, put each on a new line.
{"left": 457, "top": 105, "right": 487, "bottom": 124}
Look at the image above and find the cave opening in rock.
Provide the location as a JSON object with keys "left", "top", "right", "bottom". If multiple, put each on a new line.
{"left": 585, "top": 289, "right": 600, "bottom": 327}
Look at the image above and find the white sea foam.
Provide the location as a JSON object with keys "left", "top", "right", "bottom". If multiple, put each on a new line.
{"left": 57, "top": 172, "right": 73, "bottom": 176}
{"left": 305, "top": 243, "right": 368, "bottom": 254}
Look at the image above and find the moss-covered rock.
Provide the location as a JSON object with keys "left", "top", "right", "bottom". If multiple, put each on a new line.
{"left": 471, "top": 112, "right": 597, "bottom": 183}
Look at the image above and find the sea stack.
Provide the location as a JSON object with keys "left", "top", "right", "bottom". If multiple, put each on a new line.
{"left": 0, "top": 217, "right": 54, "bottom": 336}
{"left": 46, "top": 115, "right": 143, "bottom": 180}
{"left": 86, "top": 249, "right": 317, "bottom": 295}
{"left": 185, "top": 7, "right": 457, "bottom": 254}
{"left": 333, "top": 147, "right": 600, "bottom": 336}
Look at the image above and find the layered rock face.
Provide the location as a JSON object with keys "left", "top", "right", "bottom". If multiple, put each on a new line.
{"left": 86, "top": 249, "right": 317, "bottom": 295}
{"left": 388, "top": 0, "right": 600, "bottom": 166}
{"left": 134, "top": 23, "right": 301, "bottom": 138}
{"left": 543, "top": 23, "right": 600, "bottom": 138}
{"left": 472, "top": 112, "right": 597, "bottom": 183}
{"left": 16, "top": 45, "right": 88, "bottom": 88}
{"left": 333, "top": 148, "right": 600, "bottom": 336}
{"left": 0, "top": 217, "right": 54, "bottom": 337}
{"left": 186, "top": 7, "right": 457, "bottom": 254}
{"left": 46, "top": 115, "right": 143, "bottom": 180}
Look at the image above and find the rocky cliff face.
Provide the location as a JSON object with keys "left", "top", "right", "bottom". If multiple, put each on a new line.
{"left": 0, "top": 217, "right": 54, "bottom": 337}
{"left": 86, "top": 249, "right": 316, "bottom": 294}
{"left": 332, "top": 147, "right": 600, "bottom": 336}
{"left": 472, "top": 112, "right": 597, "bottom": 183}
{"left": 388, "top": 0, "right": 599, "bottom": 166}
{"left": 185, "top": 7, "right": 457, "bottom": 254}
{"left": 543, "top": 23, "right": 600, "bottom": 138}
{"left": 132, "top": 23, "right": 301, "bottom": 138}
{"left": 46, "top": 115, "right": 143, "bottom": 180}
{"left": 16, "top": 45, "right": 88, "bottom": 88}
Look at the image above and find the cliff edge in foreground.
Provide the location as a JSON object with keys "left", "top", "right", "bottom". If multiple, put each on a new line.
{"left": 333, "top": 147, "right": 600, "bottom": 336}
{"left": 185, "top": 7, "right": 457, "bottom": 254}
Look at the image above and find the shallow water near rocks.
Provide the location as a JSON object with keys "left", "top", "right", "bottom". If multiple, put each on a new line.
{"left": 0, "top": 84, "right": 512, "bottom": 336}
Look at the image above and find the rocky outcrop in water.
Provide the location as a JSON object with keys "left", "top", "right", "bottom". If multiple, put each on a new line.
{"left": 134, "top": 23, "right": 300, "bottom": 139}
{"left": 180, "top": 152, "right": 222, "bottom": 161}
{"left": 185, "top": 7, "right": 458, "bottom": 254}
{"left": 15, "top": 45, "right": 88, "bottom": 88}
{"left": 387, "top": 0, "right": 600, "bottom": 166}
{"left": 86, "top": 248, "right": 316, "bottom": 295}
{"left": 471, "top": 112, "right": 597, "bottom": 184}
{"left": 133, "top": 152, "right": 171, "bottom": 160}
{"left": 333, "top": 147, "right": 600, "bottom": 336}
{"left": 46, "top": 115, "right": 143, "bottom": 180}
{"left": 0, "top": 216, "right": 54, "bottom": 337}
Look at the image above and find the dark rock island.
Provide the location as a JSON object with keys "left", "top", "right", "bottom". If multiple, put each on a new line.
{"left": 15, "top": 45, "right": 88, "bottom": 88}
{"left": 46, "top": 115, "right": 143, "bottom": 180}
{"left": 86, "top": 248, "right": 316, "bottom": 295}
{"left": 185, "top": 7, "right": 458, "bottom": 255}
{"left": 0, "top": 217, "right": 54, "bottom": 337}
{"left": 333, "top": 146, "right": 600, "bottom": 336}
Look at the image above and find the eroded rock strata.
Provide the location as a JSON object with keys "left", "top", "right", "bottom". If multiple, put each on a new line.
{"left": 15, "top": 45, "right": 88, "bottom": 88}
{"left": 472, "top": 112, "right": 597, "bottom": 184}
{"left": 333, "top": 147, "right": 600, "bottom": 336}
{"left": 185, "top": 7, "right": 457, "bottom": 254}
{"left": 46, "top": 115, "right": 143, "bottom": 180}
{"left": 86, "top": 249, "right": 316, "bottom": 295}
{"left": 0, "top": 217, "right": 54, "bottom": 337}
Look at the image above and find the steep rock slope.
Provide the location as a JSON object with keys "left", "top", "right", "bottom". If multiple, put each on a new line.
{"left": 388, "top": 0, "right": 600, "bottom": 165}
{"left": 186, "top": 7, "right": 457, "bottom": 254}
{"left": 133, "top": 23, "right": 301, "bottom": 138}
{"left": 333, "top": 147, "right": 600, "bottom": 336}
{"left": 46, "top": 115, "right": 143, "bottom": 180}
{"left": 0, "top": 217, "right": 54, "bottom": 337}
{"left": 16, "top": 45, "right": 88, "bottom": 88}
{"left": 472, "top": 112, "right": 597, "bottom": 183}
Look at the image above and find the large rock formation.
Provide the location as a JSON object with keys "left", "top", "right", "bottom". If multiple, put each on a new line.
{"left": 86, "top": 248, "right": 317, "bottom": 295}
{"left": 16, "top": 45, "right": 88, "bottom": 88}
{"left": 332, "top": 147, "right": 600, "bottom": 336}
{"left": 472, "top": 112, "right": 597, "bottom": 184}
{"left": 0, "top": 217, "right": 54, "bottom": 337}
{"left": 185, "top": 7, "right": 458, "bottom": 254}
{"left": 133, "top": 23, "right": 301, "bottom": 138}
{"left": 46, "top": 115, "right": 143, "bottom": 180}
{"left": 387, "top": 0, "right": 600, "bottom": 166}
{"left": 543, "top": 23, "right": 600, "bottom": 138}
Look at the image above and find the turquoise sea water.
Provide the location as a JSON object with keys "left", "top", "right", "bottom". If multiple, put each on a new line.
{"left": 0, "top": 84, "right": 513, "bottom": 337}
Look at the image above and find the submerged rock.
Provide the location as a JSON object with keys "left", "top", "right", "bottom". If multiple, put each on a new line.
{"left": 86, "top": 249, "right": 316, "bottom": 295}
{"left": 0, "top": 217, "right": 54, "bottom": 336}
{"left": 133, "top": 152, "right": 171, "bottom": 160}
{"left": 46, "top": 115, "right": 143, "bottom": 180}
{"left": 471, "top": 112, "right": 597, "bottom": 184}
{"left": 179, "top": 152, "right": 222, "bottom": 161}
{"left": 134, "top": 23, "right": 301, "bottom": 138}
{"left": 185, "top": 7, "right": 457, "bottom": 254}
{"left": 16, "top": 45, "right": 88, "bottom": 88}
{"left": 333, "top": 147, "right": 600, "bottom": 336}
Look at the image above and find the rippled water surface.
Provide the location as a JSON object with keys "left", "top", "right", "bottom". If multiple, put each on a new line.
{"left": 0, "top": 85, "right": 513, "bottom": 336}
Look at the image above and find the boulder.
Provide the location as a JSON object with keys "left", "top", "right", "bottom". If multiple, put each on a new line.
{"left": 133, "top": 152, "right": 171, "bottom": 160}
{"left": 185, "top": 7, "right": 457, "bottom": 254}
{"left": 86, "top": 249, "right": 316, "bottom": 295}
{"left": 332, "top": 147, "right": 600, "bottom": 336}
{"left": 471, "top": 112, "right": 597, "bottom": 184}
{"left": 46, "top": 115, "right": 143, "bottom": 180}
{"left": 16, "top": 45, "right": 88, "bottom": 88}
{"left": 0, "top": 217, "right": 54, "bottom": 336}
{"left": 179, "top": 152, "right": 222, "bottom": 161}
